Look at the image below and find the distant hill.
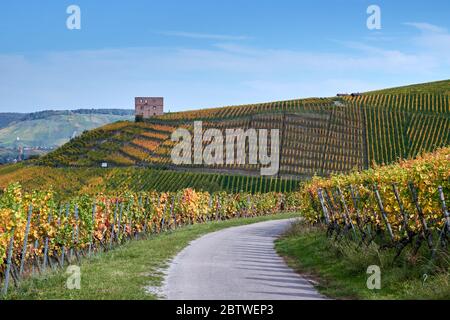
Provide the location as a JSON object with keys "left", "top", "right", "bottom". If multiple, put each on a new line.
{"left": 0, "top": 113, "right": 26, "bottom": 129}
{"left": 0, "top": 109, "right": 133, "bottom": 163}
{"left": 18, "top": 109, "right": 134, "bottom": 121}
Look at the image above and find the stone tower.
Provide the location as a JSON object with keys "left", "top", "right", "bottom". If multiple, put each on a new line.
{"left": 135, "top": 97, "right": 164, "bottom": 119}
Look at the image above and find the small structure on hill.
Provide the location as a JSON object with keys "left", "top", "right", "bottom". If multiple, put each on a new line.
{"left": 336, "top": 93, "right": 362, "bottom": 97}
{"left": 135, "top": 97, "right": 164, "bottom": 121}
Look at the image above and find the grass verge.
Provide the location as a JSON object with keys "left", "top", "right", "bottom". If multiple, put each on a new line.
{"left": 6, "top": 212, "right": 299, "bottom": 300}
{"left": 275, "top": 221, "right": 450, "bottom": 300}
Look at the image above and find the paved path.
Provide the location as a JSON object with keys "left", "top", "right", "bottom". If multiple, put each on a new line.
{"left": 163, "top": 219, "right": 325, "bottom": 300}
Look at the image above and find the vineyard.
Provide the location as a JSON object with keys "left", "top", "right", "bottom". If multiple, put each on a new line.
{"left": 0, "top": 165, "right": 299, "bottom": 199}
{"left": 36, "top": 90, "right": 449, "bottom": 181}
{"left": 1, "top": 147, "right": 448, "bottom": 297}
{"left": 0, "top": 80, "right": 450, "bottom": 298}
{"left": 345, "top": 93, "right": 450, "bottom": 165}
{"left": 150, "top": 98, "right": 334, "bottom": 122}
{"left": 0, "top": 184, "right": 300, "bottom": 296}
{"left": 298, "top": 147, "right": 450, "bottom": 260}
{"left": 106, "top": 168, "right": 298, "bottom": 194}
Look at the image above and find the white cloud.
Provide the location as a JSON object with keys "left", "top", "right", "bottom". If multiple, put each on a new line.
{"left": 404, "top": 22, "right": 447, "bottom": 34}
{"left": 1, "top": 23, "right": 449, "bottom": 112}
{"left": 404, "top": 22, "right": 450, "bottom": 64}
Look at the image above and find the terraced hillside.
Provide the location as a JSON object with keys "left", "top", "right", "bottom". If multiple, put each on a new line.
{"left": 38, "top": 82, "right": 450, "bottom": 179}
{"left": 345, "top": 93, "right": 450, "bottom": 165}
{"left": 39, "top": 98, "right": 366, "bottom": 177}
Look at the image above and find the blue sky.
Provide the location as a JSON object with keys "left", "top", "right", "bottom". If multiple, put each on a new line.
{"left": 0, "top": 0, "right": 449, "bottom": 113}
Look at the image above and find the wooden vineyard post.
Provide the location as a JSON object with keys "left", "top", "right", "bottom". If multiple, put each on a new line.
{"left": 134, "top": 196, "right": 142, "bottom": 240}
{"left": 117, "top": 202, "right": 123, "bottom": 242}
{"left": 175, "top": 194, "right": 180, "bottom": 227}
{"left": 19, "top": 204, "right": 33, "bottom": 276}
{"left": 2, "top": 228, "right": 15, "bottom": 297}
{"left": 336, "top": 187, "right": 357, "bottom": 239}
{"left": 438, "top": 186, "right": 450, "bottom": 232}
{"left": 324, "top": 188, "right": 342, "bottom": 235}
{"left": 137, "top": 195, "right": 142, "bottom": 239}
{"left": 323, "top": 189, "right": 337, "bottom": 218}
{"left": 127, "top": 216, "right": 132, "bottom": 241}
{"left": 215, "top": 195, "right": 219, "bottom": 221}
{"left": 52, "top": 206, "right": 63, "bottom": 269}
{"left": 32, "top": 238, "right": 41, "bottom": 275}
{"left": 110, "top": 200, "right": 118, "bottom": 248}
{"left": 69, "top": 205, "right": 78, "bottom": 262}
{"left": 170, "top": 195, "right": 176, "bottom": 229}
{"left": 349, "top": 186, "right": 362, "bottom": 228}
{"left": 208, "top": 195, "right": 213, "bottom": 221}
{"left": 331, "top": 188, "right": 344, "bottom": 213}
{"left": 42, "top": 211, "right": 53, "bottom": 271}
{"left": 127, "top": 199, "right": 134, "bottom": 241}
{"left": 437, "top": 186, "right": 450, "bottom": 247}
{"left": 143, "top": 197, "right": 149, "bottom": 234}
{"left": 121, "top": 201, "right": 130, "bottom": 241}
{"left": 121, "top": 202, "right": 130, "bottom": 241}
{"left": 408, "top": 183, "right": 434, "bottom": 252}
{"left": 89, "top": 203, "right": 96, "bottom": 257}
{"left": 349, "top": 185, "right": 370, "bottom": 240}
{"left": 125, "top": 202, "right": 132, "bottom": 240}
{"left": 373, "top": 185, "right": 394, "bottom": 241}
{"left": 161, "top": 199, "right": 168, "bottom": 231}
{"left": 252, "top": 193, "right": 256, "bottom": 216}
{"left": 236, "top": 197, "right": 241, "bottom": 219}
{"left": 66, "top": 219, "right": 72, "bottom": 264}
{"left": 154, "top": 196, "right": 161, "bottom": 234}
{"left": 317, "top": 188, "right": 330, "bottom": 225}
{"left": 74, "top": 205, "right": 80, "bottom": 261}
{"left": 60, "top": 204, "right": 70, "bottom": 267}
{"left": 216, "top": 197, "right": 222, "bottom": 221}
{"left": 392, "top": 184, "right": 410, "bottom": 237}
{"left": 55, "top": 205, "right": 62, "bottom": 268}
{"left": 308, "top": 191, "right": 320, "bottom": 217}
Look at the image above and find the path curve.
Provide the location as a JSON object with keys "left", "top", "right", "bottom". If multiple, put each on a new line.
{"left": 163, "top": 219, "right": 325, "bottom": 300}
